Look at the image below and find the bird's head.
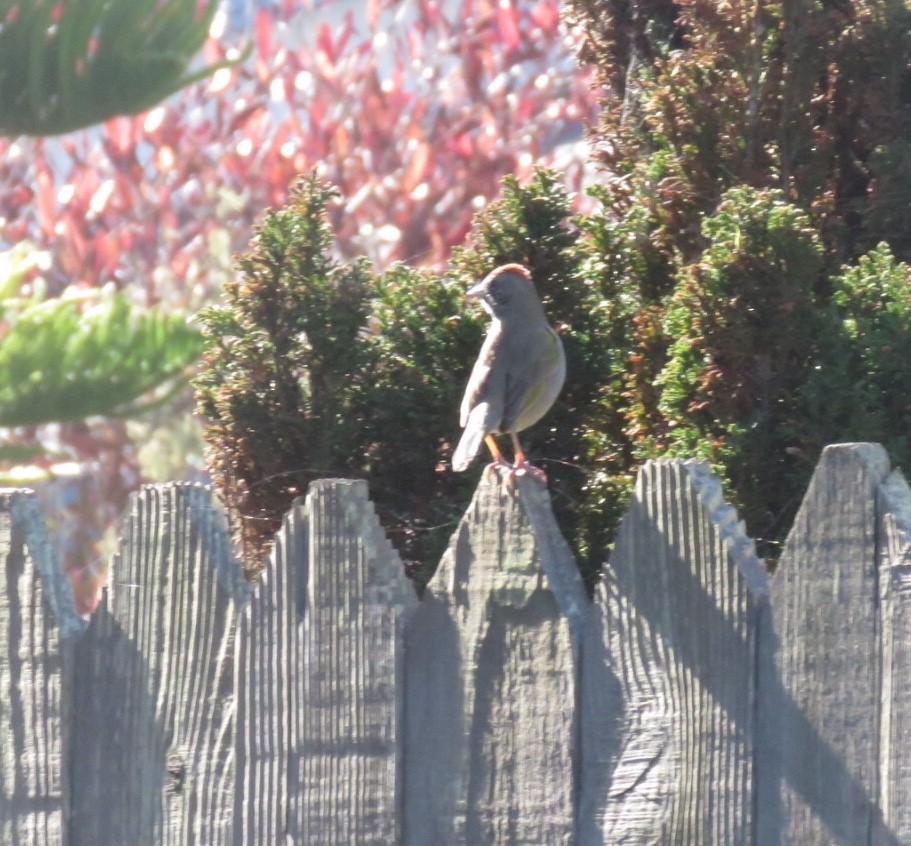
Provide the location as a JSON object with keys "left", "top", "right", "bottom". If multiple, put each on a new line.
{"left": 466, "top": 264, "right": 545, "bottom": 323}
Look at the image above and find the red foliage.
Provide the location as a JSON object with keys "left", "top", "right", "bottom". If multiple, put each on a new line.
{"left": 1, "top": 0, "right": 595, "bottom": 297}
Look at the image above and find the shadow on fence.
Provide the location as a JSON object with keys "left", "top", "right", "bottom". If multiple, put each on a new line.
{"left": 0, "top": 443, "right": 908, "bottom": 844}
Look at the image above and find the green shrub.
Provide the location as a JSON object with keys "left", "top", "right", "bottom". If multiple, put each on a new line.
{"left": 351, "top": 262, "right": 484, "bottom": 584}
{"left": 194, "top": 173, "right": 484, "bottom": 581}
{"left": 561, "top": 0, "right": 911, "bottom": 561}
{"left": 807, "top": 243, "right": 911, "bottom": 463}
{"left": 655, "top": 187, "right": 825, "bottom": 551}
{"left": 197, "top": 2, "right": 911, "bottom": 587}
{"left": 194, "top": 175, "right": 371, "bottom": 573}
{"left": 196, "top": 169, "right": 610, "bottom": 588}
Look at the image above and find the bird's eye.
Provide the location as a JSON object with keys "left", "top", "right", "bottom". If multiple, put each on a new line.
{"left": 490, "top": 280, "right": 510, "bottom": 305}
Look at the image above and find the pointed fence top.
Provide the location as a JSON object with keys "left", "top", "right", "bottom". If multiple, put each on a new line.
{"left": 3, "top": 487, "right": 85, "bottom": 639}
{"left": 681, "top": 459, "right": 768, "bottom": 595}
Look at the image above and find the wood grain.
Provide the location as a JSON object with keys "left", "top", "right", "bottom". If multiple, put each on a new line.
{"left": 236, "top": 479, "right": 416, "bottom": 845}
{"left": 579, "top": 459, "right": 762, "bottom": 845}
{"left": 405, "top": 475, "right": 586, "bottom": 845}
{"left": 69, "top": 484, "right": 246, "bottom": 846}
{"left": 756, "top": 443, "right": 898, "bottom": 846}
{"left": 0, "top": 489, "right": 82, "bottom": 846}
{"left": 3, "top": 449, "right": 910, "bottom": 844}
{"left": 874, "top": 468, "right": 911, "bottom": 845}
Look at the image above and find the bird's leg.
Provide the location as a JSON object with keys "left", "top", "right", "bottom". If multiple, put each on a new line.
{"left": 482, "top": 434, "right": 512, "bottom": 482}
{"left": 509, "top": 432, "right": 548, "bottom": 483}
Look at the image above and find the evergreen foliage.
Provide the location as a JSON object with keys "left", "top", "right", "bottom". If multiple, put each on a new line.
{"left": 195, "top": 175, "right": 371, "bottom": 575}
{"left": 810, "top": 243, "right": 911, "bottom": 466}
{"left": 197, "top": 171, "right": 589, "bottom": 583}
{"left": 198, "top": 0, "right": 911, "bottom": 585}
{"left": 563, "top": 0, "right": 911, "bottom": 559}
{"left": 655, "top": 187, "right": 826, "bottom": 550}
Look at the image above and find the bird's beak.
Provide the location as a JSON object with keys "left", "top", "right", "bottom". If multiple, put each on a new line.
{"left": 466, "top": 280, "right": 486, "bottom": 299}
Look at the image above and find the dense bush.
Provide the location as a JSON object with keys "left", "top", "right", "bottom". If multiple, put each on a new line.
{"left": 559, "top": 0, "right": 911, "bottom": 561}
{"left": 200, "top": 0, "right": 911, "bottom": 585}
{"left": 195, "top": 175, "right": 371, "bottom": 573}
{"left": 568, "top": 0, "right": 911, "bottom": 263}
{"left": 810, "top": 243, "right": 911, "bottom": 466}
{"left": 654, "top": 188, "right": 826, "bottom": 552}
{"left": 196, "top": 170, "right": 577, "bottom": 583}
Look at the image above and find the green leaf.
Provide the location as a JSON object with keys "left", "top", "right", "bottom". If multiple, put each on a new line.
{"left": 0, "top": 0, "right": 250, "bottom": 136}
{"left": 0, "top": 290, "right": 204, "bottom": 425}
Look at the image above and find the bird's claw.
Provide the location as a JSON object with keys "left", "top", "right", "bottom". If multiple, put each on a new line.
{"left": 482, "top": 459, "right": 513, "bottom": 484}
{"left": 483, "top": 458, "right": 548, "bottom": 491}
{"left": 512, "top": 459, "right": 548, "bottom": 484}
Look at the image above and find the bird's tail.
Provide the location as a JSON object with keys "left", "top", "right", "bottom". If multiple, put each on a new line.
{"left": 452, "top": 411, "right": 488, "bottom": 472}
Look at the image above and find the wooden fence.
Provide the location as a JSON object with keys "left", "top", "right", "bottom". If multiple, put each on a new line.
{"left": 0, "top": 442, "right": 908, "bottom": 845}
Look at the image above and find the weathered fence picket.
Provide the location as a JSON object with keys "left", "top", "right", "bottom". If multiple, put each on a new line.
{"left": 405, "top": 477, "right": 586, "bottom": 845}
{"left": 579, "top": 460, "right": 765, "bottom": 845}
{"left": 69, "top": 484, "right": 246, "bottom": 846}
{"left": 877, "top": 468, "right": 911, "bottom": 843}
{"left": 0, "top": 490, "right": 82, "bottom": 846}
{"left": 237, "top": 479, "right": 415, "bottom": 845}
{"left": 756, "top": 444, "right": 882, "bottom": 844}
{"left": 0, "top": 443, "right": 909, "bottom": 844}
{"left": 754, "top": 444, "right": 909, "bottom": 846}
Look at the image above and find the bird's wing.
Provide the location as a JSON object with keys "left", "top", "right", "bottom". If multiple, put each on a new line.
{"left": 453, "top": 326, "right": 507, "bottom": 472}
{"left": 501, "top": 324, "right": 564, "bottom": 432}
{"left": 459, "top": 325, "right": 504, "bottom": 428}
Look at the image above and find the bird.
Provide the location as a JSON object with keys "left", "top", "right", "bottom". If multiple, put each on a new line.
{"left": 452, "top": 263, "right": 565, "bottom": 482}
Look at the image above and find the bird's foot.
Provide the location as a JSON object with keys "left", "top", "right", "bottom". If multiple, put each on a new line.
{"left": 488, "top": 459, "right": 548, "bottom": 492}
{"left": 511, "top": 457, "right": 548, "bottom": 484}
{"left": 482, "top": 458, "right": 513, "bottom": 484}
